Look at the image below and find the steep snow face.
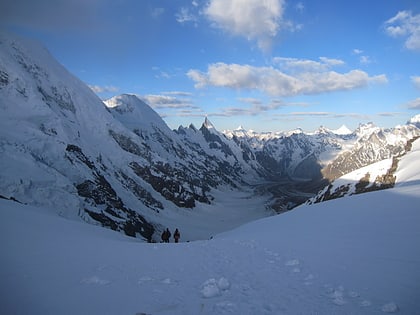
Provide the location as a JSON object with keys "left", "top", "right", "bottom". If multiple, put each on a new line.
{"left": 0, "top": 31, "right": 159, "bottom": 239}
{"left": 1, "top": 138, "right": 419, "bottom": 315}
{"left": 0, "top": 31, "right": 113, "bottom": 208}
{"left": 395, "top": 137, "right": 420, "bottom": 186}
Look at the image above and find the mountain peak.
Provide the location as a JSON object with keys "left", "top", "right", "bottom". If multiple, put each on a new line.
{"left": 315, "top": 125, "right": 331, "bottom": 135}
{"left": 333, "top": 125, "right": 352, "bottom": 135}
{"left": 104, "top": 94, "right": 169, "bottom": 132}
{"left": 203, "top": 117, "right": 215, "bottom": 130}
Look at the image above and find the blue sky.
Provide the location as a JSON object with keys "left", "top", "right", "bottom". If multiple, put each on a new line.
{"left": 1, "top": 0, "right": 420, "bottom": 132}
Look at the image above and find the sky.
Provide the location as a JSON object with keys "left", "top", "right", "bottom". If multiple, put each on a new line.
{"left": 1, "top": 0, "right": 420, "bottom": 132}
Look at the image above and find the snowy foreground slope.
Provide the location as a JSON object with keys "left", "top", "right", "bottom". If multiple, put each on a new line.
{"left": 2, "top": 140, "right": 420, "bottom": 315}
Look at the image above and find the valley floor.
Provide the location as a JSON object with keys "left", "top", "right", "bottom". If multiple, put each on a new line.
{"left": 147, "top": 186, "right": 275, "bottom": 242}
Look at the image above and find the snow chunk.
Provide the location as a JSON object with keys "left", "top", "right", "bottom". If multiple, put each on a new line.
{"left": 381, "top": 302, "right": 399, "bottom": 313}
{"left": 217, "top": 277, "right": 231, "bottom": 291}
{"left": 201, "top": 277, "right": 230, "bottom": 298}
{"left": 285, "top": 259, "right": 300, "bottom": 266}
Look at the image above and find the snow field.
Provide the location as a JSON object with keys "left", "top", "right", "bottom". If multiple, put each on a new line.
{"left": 2, "top": 178, "right": 419, "bottom": 315}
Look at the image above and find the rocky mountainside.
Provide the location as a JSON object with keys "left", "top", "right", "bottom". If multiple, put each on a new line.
{"left": 1, "top": 32, "right": 419, "bottom": 240}
{"left": 307, "top": 135, "right": 419, "bottom": 204}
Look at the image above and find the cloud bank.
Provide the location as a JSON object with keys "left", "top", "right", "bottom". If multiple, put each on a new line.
{"left": 187, "top": 58, "right": 387, "bottom": 97}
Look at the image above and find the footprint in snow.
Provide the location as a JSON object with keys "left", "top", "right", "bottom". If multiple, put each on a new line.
{"left": 201, "top": 277, "right": 231, "bottom": 299}
{"left": 285, "top": 259, "right": 301, "bottom": 273}
{"left": 81, "top": 276, "right": 111, "bottom": 285}
{"left": 303, "top": 273, "right": 315, "bottom": 286}
{"left": 360, "top": 300, "right": 372, "bottom": 307}
{"left": 285, "top": 259, "right": 300, "bottom": 266}
{"left": 324, "top": 285, "right": 376, "bottom": 310}
{"left": 381, "top": 302, "right": 399, "bottom": 313}
{"left": 325, "top": 285, "right": 350, "bottom": 306}
{"left": 138, "top": 276, "right": 178, "bottom": 285}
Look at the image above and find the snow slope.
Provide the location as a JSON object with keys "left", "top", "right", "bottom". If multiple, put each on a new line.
{"left": 2, "top": 140, "right": 420, "bottom": 315}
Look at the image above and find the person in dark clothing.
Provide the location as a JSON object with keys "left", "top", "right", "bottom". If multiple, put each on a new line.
{"left": 165, "top": 228, "right": 171, "bottom": 243}
{"left": 174, "top": 228, "right": 180, "bottom": 243}
{"left": 161, "top": 230, "right": 166, "bottom": 243}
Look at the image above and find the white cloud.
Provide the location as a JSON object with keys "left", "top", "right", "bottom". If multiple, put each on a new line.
{"left": 187, "top": 60, "right": 387, "bottom": 97}
{"left": 204, "top": 0, "right": 285, "bottom": 52}
{"left": 218, "top": 99, "right": 285, "bottom": 117}
{"left": 359, "top": 55, "right": 371, "bottom": 64}
{"left": 176, "top": 7, "right": 198, "bottom": 24}
{"left": 384, "top": 10, "right": 420, "bottom": 51}
{"left": 411, "top": 76, "right": 420, "bottom": 89}
{"left": 274, "top": 57, "right": 344, "bottom": 72}
{"left": 142, "top": 94, "right": 197, "bottom": 109}
{"left": 162, "top": 91, "right": 193, "bottom": 97}
{"left": 351, "top": 49, "right": 371, "bottom": 65}
{"left": 405, "top": 97, "right": 420, "bottom": 109}
{"left": 88, "top": 85, "right": 119, "bottom": 94}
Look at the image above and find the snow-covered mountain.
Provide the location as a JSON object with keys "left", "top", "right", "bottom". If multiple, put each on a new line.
{"left": 2, "top": 139, "right": 419, "bottom": 314}
{"left": 1, "top": 31, "right": 419, "bottom": 240}
{"left": 0, "top": 32, "right": 270, "bottom": 241}
{"left": 322, "top": 123, "right": 419, "bottom": 180}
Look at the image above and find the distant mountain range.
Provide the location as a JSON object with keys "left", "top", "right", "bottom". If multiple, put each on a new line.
{"left": 1, "top": 31, "right": 419, "bottom": 241}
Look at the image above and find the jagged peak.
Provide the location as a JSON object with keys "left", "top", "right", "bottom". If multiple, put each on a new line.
{"left": 203, "top": 116, "right": 215, "bottom": 130}
{"left": 189, "top": 123, "right": 197, "bottom": 131}
{"left": 355, "top": 122, "right": 380, "bottom": 137}
{"left": 315, "top": 125, "right": 331, "bottom": 134}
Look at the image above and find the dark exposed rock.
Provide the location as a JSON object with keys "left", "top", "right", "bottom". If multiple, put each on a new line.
{"left": 109, "top": 130, "right": 149, "bottom": 159}
{"left": 37, "top": 85, "right": 76, "bottom": 113}
{"left": 66, "top": 144, "right": 154, "bottom": 240}
{"left": 116, "top": 171, "right": 163, "bottom": 212}
{"left": 0, "top": 70, "right": 9, "bottom": 87}
{"left": 130, "top": 161, "right": 198, "bottom": 208}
